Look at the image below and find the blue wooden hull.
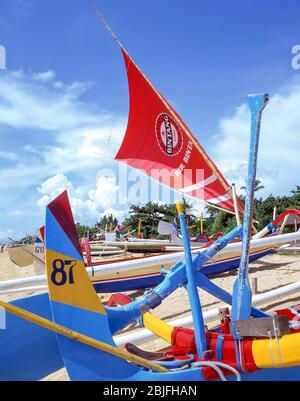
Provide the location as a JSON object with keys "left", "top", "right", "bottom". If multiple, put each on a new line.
{"left": 92, "top": 249, "right": 272, "bottom": 293}
{"left": 1, "top": 292, "right": 299, "bottom": 381}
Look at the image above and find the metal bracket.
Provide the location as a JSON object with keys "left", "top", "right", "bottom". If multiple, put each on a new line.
{"left": 219, "top": 307, "right": 230, "bottom": 322}
{"left": 144, "top": 290, "right": 162, "bottom": 309}
{"left": 219, "top": 307, "right": 231, "bottom": 334}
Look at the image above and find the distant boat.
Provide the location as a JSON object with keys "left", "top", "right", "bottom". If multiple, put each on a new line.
{"left": 6, "top": 244, "right": 34, "bottom": 267}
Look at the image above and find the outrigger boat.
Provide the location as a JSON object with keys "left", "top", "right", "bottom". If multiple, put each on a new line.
{"left": 9, "top": 203, "right": 299, "bottom": 273}
{"left": 1, "top": 93, "right": 300, "bottom": 381}
{"left": 0, "top": 208, "right": 298, "bottom": 294}
{"left": 1, "top": 189, "right": 300, "bottom": 380}
{"left": 6, "top": 244, "right": 34, "bottom": 267}
{"left": 4, "top": 6, "right": 300, "bottom": 284}
{"left": 3, "top": 36, "right": 299, "bottom": 292}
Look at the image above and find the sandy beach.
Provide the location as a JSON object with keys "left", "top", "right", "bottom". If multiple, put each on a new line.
{"left": 1, "top": 249, "right": 300, "bottom": 381}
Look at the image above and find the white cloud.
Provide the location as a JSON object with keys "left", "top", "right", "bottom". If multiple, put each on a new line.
{"left": 99, "top": 208, "right": 127, "bottom": 222}
{"left": 36, "top": 173, "right": 127, "bottom": 225}
{"left": 0, "top": 151, "right": 17, "bottom": 161}
{"left": 37, "top": 173, "right": 93, "bottom": 224}
{"left": 211, "top": 80, "right": 300, "bottom": 197}
{"left": 0, "top": 68, "right": 131, "bottom": 238}
{"left": 32, "top": 70, "right": 55, "bottom": 82}
{"left": 37, "top": 173, "right": 85, "bottom": 210}
{"left": 88, "top": 175, "right": 120, "bottom": 209}
{"left": 0, "top": 69, "right": 126, "bottom": 193}
{"left": 0, "top": 228, "right": 14, "bottom": 241}
{"left": 0, "top": 69, "right": 108, "bottom": 130}
{"left": 41, "top": 123, "right": 126, "bottom": 176}
{"left": 37, "top": 173, "right": 75, "bottom": 199}
{"left": 7, "top": 210, "right": 25, "bottom": 217}
{"left": 0, "top": 227, "right": 25, "bottom": 242}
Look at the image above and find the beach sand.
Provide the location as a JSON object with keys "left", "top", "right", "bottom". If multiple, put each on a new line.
{"left": 1, "top": 250, "right": 300, "bottom": 381}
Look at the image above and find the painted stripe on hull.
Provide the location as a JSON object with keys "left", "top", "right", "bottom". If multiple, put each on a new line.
{"left": 92, "top": 249, "right": 272, "bottom": 293}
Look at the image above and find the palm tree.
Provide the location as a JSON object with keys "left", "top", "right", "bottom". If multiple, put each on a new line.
{"left": 241, "top": 179, "right": 265, "bottom": 193}
{"left": 291, "top": 185, "right": 300, "bottom": 196}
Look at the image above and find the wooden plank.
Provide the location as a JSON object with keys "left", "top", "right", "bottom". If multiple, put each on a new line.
{"left": 234, "top": 315, "right": 289, "bottom": 338}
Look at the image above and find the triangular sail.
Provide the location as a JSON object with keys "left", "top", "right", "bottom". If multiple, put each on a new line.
{"left": 115, "top": 49, "right": 244, "bottom": 214}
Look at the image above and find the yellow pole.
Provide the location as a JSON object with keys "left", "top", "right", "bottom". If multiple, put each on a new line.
{"left": 142, "top": 313, "right": 173, "bottom": 344}
{"left": 137, "top": 219, "right": 142, "bottom": 238}
{"left": 109, "top": 222, "right": 113, "bottom": 233}
{"left": 0, "top": 299, "right": 168, "bottom": 373}
{"left": 200, "top": 210, "right": 204, "bottom": 234}
{"left": 176, "top": 200, "right": 184, "bottom": 214}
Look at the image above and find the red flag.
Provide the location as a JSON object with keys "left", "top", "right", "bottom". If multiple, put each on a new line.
{"left": 115, "top": 49, "right": 243, "bottom": 213}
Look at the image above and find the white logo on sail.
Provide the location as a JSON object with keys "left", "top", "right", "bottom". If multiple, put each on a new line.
{"left": 155, "top": 113, "right": 183, "bottom": 157}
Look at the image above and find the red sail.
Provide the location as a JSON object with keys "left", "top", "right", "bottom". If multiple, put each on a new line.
{"left": 115, "top": 49, "right": 243, "bottom": 213}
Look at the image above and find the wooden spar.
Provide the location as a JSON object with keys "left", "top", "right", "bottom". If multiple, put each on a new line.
{"left": 205, "top": 202, "right": 236, "bottom": 215}
{"left": 88, "top": 0, "right": 124, "bottom": 49}
{"left": 232, "top": 183, "right": 241, "bottom": 226}
{"left": 0, "top": 298, "right": 168, "bottom": 373}
{"left": 137, "top": 219, "right": 142, "bottom": 238}
{"left": 279, "top": 214, "right": 289, "bottom": 234}
{"left": 88, "top": 1, "right": 238, "bottom": 215}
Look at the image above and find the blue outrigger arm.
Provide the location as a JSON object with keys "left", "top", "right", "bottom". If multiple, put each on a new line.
{"left": 232, "top": 93, "right": 269, "bottom": 330}
{"left": 106, "top": 223, "right": 269, "bottom": 335}
{"left": 176, "top": 201, "right": 207, "bottom": 358}
{"left": 105, "top": 224, "right": 245, "bottom": 333}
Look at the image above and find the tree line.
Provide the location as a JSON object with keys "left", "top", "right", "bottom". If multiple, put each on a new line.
{"left": 74, "top": 183, "right": 299, "bottom": 240}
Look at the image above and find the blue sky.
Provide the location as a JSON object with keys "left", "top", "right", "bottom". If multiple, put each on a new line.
{"left": 0, "top": 0, "right": 299, "bottom": 240}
